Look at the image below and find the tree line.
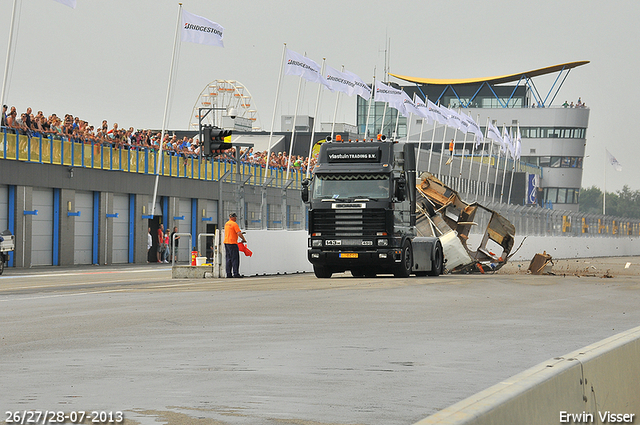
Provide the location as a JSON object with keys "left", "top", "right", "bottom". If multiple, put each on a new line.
{"left": 579, "top": 185, "right": 640, "bottom": 218}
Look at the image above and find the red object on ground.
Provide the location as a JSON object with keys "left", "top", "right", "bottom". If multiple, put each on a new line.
{"left": 238, "top": 243, "right": 253, "bottom": 257}
{"left": 191, "top": 250, "right": 197, "bottom": 265}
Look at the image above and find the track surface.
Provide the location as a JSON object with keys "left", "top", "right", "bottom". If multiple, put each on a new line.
{"left": 2, "top": 259, "right": 639, "bottom": 425}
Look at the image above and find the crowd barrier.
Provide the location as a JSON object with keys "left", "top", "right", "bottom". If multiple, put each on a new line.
{"left": 1, "top": 130, "right": 304, "bottom": 189}
{"left": 414, "top": 325, "right": 640, "bottom": 425}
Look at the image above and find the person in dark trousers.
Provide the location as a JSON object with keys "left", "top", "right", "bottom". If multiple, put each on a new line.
{"left": 224, "top": 212, "right": 247, "bottom": 278}
{"left": 170, "top": 226, "right": 180, "bottom": 262}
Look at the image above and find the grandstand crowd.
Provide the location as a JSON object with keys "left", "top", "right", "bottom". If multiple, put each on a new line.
{"left": 1, "top": 105, "right": 316, "bottom": 174}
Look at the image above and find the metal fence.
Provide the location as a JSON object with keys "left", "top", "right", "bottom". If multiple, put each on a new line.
{"left": 469, "top": 201, "right": 640, "bottom": 238}
{"left": 1, "top": 129, "right": 305, "bottom": 189}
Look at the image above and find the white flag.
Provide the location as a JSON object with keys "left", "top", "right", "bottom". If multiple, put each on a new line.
{"left": 503, "top": 127, "right": 515, "bottom": 158}
{"left": 398, "top": 91, "right": 420, "bottom": 118}
{"left": 413, "top": 95, "right": 434, "bottom": 124}
{"left": 285, "top": 49, "right": 327, "bottom": 87}
{"left": 325, "top": 65, "right": 357, "bottom": 96}
{"left": 487, "top": 122, "right": 503, "bottom": 147}
{"left": 181, "top": 9, "right": 224, "bottom": 47}
{"left": 345, "top": 70, "right": 371, "bottom": 100}
{"left": 461, "top": 113, "right": 483, "bottom": 144}
{"left": 606, "top": 149, "right": 622, "bottom": 171}
{"left": 442, "top": 107, "right": 466, "bottom": 131}
{"left": 515, "top": 128, "right": 522, "bottom": 159}
{"left": 373, "top": 80, "right": 403, "bottom": 104}
{"left": 487, "top": 122, "right": 507, "bottom": 155}
{"left": 53, "top": 0, "right": 76, "bottom": 8}
{"left": 426, "top": 99, "right": 449, "bottom": 126}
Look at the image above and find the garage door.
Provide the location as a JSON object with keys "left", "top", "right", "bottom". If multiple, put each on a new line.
{"left": 112, "top": 193, "right": 129, "bottom": 264}
{"left": 74, "top": 191, "right": 94, "bottom": 265}
{"left": 206, "top": 199, "right": 218, "bottom": 225}
{"left": 177, "top": 198, "right": 192, "bottom": 261}
{"left": 0, "top": 185, "right": 7, "bottom": 232}
{"left": 32, "top": 188, "right": 54, "bottom": 266}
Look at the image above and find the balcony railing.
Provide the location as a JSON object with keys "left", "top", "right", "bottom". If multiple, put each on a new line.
{"left": 1, "top": 129, "right": 304, "bottom": 189}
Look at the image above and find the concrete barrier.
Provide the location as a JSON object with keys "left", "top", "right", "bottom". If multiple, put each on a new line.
{"left": 414, "top": 325, "right": 640, "bottom": 425}
{"left": 172, "top": 265, "right": 214, "bottom": 279}
{"left": 467, "top": 234, "right": 640, "bottom": 261}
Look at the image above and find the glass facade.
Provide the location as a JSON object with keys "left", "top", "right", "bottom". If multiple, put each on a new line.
{"left": 543, "top": 187, "right": 580, "bottom": 205}
{"left": 357, "top": 97, "right": 407, "bottom": 139}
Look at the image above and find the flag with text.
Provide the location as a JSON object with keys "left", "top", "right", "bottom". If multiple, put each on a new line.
{"left": 284, "top": 48, "right": 327, "bottom": 87}
{"left": 181, "top": 9, "right": 224, "bottom": 47}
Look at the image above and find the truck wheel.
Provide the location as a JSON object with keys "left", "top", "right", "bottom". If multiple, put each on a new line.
{"left": 351, "top": 269, "right": 364, "bottom": 277}
{"left": 427, "top": 241, "right": 443, "bottom": 276}
{"left": 314, "top": 265, "right": 332, "bottom": 279}
{"left": 394, "top": 240, "right": 413, "bottom": 278}
{"left": 0, "top": 255, "right": 4, "bottom": 275}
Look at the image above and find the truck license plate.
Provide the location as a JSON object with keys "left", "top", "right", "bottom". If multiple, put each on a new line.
{"left": 339, "top": 253, "right": 358, "bottom": 258}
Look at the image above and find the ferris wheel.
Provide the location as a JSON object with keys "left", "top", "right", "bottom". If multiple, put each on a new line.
{"left": 188, "top": 79, "right": 261, "bottom": 131}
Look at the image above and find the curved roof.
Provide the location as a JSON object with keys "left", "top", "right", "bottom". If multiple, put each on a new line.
{"left": 389, "top": 61, "right": 590, "bottom": 86}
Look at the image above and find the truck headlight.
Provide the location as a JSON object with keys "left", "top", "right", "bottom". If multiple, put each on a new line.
{"left": 312, "top": 239, "right": 323, "bottom": 247}
{"left": 377, "top": 239, "right": 388, "bottom": 246}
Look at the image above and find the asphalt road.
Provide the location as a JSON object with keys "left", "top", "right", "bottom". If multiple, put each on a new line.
{"left": 1, "top": 259, "right": 639, "bottom": 425}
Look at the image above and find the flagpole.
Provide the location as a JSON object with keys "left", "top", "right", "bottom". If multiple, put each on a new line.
{"left": 457, "top": 111, "right": 469, "bottom": 193}
{"left": 427, "top": 120, "right": 437, "bottom": 175}
{"left": 380, "top": 102, "right": 388, "bottom": 138}
{"left": 305, "top": 58, "right": 325, "bottom": 179}
{"left": 469, "top": 114, "right": 480, "bottom": 199}
{"left": 499, "top": 125, "right": 510, "bottom": 203}
{"left": 151, "top": 3, "right": 182, "bottom": 217}
{"left": 603, "top": 147, "right": 607, "bottom": 215}
{"left": 507, "top": 124, "right": 518, "bottom": 204}
{"left": 286, "top": 70, "right": 304, "bottom": 181}
{"left": 0, "top": 0, "right": 18, "bottom": 109}
{"left": 264, "top": 43, "right": 286, "bottom": 185}
{"left": 415, "top": 95, "right": 426, "bottom": 173}
{"left": 491, "top": 129, "right": 503, "bottom": 203}
{"left": 480, "top": 118, "right": 491, "bottom": 201}
{"left": 437, "top": 125, "right": 448, "bottom": 181}
{"left": 364, "top": 75, "right": 375, "bottom": 140}
{"left": 330, "top": 65, "right": 344, "bottom": 140}
{"left": 447, "top": 128, "right": 458, "bottom": 186}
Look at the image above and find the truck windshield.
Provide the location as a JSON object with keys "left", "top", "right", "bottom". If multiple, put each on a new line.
{"left": 312, "top": 174, "right": 390, "bottom": 200}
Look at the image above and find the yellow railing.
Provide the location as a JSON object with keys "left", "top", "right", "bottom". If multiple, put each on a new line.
{"left": 1, "top": 131, "right": 304, "bottom": 189}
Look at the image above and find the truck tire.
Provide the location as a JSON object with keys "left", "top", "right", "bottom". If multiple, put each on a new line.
{"left": 314, "top": 265, "right": 332, "bottom": 278}
{"left": 427, "top": 241, "right": 443, "bottom": 276}
{"left": 351, "top": 269, "right": 364, "bottom": 277}
{"left": 394, "top": 240, "right": 413, "bottom": 278}
{"left": 0, "top": 255, "right": 4, "bottom": 276}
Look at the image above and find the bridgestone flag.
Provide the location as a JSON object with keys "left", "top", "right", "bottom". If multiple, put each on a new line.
{"left": 487, "top": 122, "right": 504, "bottom": 147}
{"left": 285, "top": 48, "right": 327, "bottom": 87}
{"left": 181, "top": 9, "right": 224, "bottom": 47}
{"left": 374, "top": 80, "right": 403, "bottom": 105}
{"left": 606, "top": 149, "right": 622, "bottom": 171}
{"left": 325, "top": 65, "right": 357, "bottom": 96}
{"left": 346, "top": 70, "right": 372, "bottom": 100}
{"left": 413, "top": 96, "right": 434, "bottom": 124}
{"left": 426, "top": 99, "right": 449, "bottom": 126}
{"left": 52, "top": 0, "right": 76, "bottom": 8}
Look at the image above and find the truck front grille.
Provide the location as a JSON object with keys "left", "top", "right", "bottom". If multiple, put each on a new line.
{"left": 312, "top": 209, "right": 386, "bottom": 236}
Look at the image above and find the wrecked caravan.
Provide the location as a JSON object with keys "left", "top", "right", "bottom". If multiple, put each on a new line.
{"left": 415, "top": 172, "right": 516, "bottom": 273}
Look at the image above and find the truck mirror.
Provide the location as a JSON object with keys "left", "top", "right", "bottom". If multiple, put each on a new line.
{"left": 301, "top": 179, "right": 310, "bottom": 203}
{"left": 395, "top": 175, "right": 406, "bottom": 202}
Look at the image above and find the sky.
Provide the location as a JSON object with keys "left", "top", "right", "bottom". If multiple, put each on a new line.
{"left": 1, "top": 0, "right": 639, "bottom": 192}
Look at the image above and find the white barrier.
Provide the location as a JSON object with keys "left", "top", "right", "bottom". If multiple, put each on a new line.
{"left": 468, "top": 234, "right": 640, "bottom": 261}
{"left": 213, "top": 231, "right": 640, "bottom": 277}
{"left": 219, "top": 230, "right": 312, "bottom": 277}
{"left": 413, "top": 325, "right": 640, "bottom": 425}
